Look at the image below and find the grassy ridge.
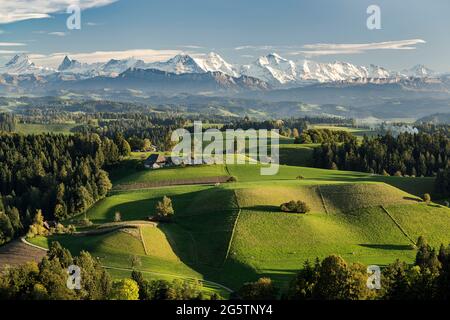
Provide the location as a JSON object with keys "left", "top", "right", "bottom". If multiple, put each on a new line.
{"left": 114, "top": 164, "right": 228, "bottom": 186}
{"left": 30, "top": 162, "right": 448, "bottom": 292}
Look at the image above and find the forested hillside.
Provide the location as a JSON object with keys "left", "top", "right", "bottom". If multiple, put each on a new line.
{"left": 0, "top": 133, "right": 128, "bottom": 245}
{"left": 314, "top": 132, "right": 450, "bottom": 178}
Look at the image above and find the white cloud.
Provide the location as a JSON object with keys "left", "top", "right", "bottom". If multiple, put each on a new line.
{"left": 0, "top": 42, "right": 26, "bottom": 46}
{"left": 48, "top": 32, "right": 67, "bottom": 37}
{"left": 234, "top": 40, "right": 426, "bottom": 57}
{"left": 235, "top": 45, "right": 276, "bottom": 51}
{"left": 33, "top": 30, "right": 68, "bottom": 36}
{"left": 28, "top": 48, "right": 182, "bottom": 68}
{"left": 0, "top": 0, "right": 118, "bottom": 24}
{"left": 289, "top": 39, "right": 426, "bottom": 57}
{"left": 178, "top": 45, "right": 204, "bottom": 49}
{"left": 0, "top": 50, "right": 27, "bottom": 54}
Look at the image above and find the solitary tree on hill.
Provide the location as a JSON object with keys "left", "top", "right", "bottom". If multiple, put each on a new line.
{"left": 423, "top": 193, "right": 431, "bottom": 205}
{"left": 114, "top": 211, "right": 122, "bottom": 222}
{"left": 155, "top": 196, "right": 174, "bottom": 222}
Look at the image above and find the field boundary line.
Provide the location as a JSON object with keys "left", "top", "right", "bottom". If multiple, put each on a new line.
{"left": 112, "top": 176, "right": 230, "bottom": 192}
{"left": 317, "top": 186, "right": 330, "bottom": 214}
{"left": 221, "top": 190, "right": 242, "bottom": 267}
{"left": 139, "top": 227, "right": 149, "bottom": 255}
{"left": 21, "top": 237, "right": 49, "bottom": 252}
{"left": 380, "top": 206, "right": 416, "bottom": 245}
{"left": 20, "top": 237, "right": 234, "bottom": 293}
{"left": 224, "top": 163, "right": 232, "bottom": 177}
{"left": 102, "top": 265, "right": 234, "bottom": 293}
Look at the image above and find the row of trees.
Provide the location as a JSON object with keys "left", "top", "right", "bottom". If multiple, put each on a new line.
{"left": 130, "top": 270, "right": 220, "bottom": 300}
{"left": 295, "top": 128, "right": 354, "bottom": 144}
{"left": 0, "top": 242, "right": 221, "bottom": 300}
{"left": 0, "top": 133, "right": 129, "bottom": 245}
{"left": 289, "top": 236, "right": 450, "bottom": 300}
{"left": 3, "top": 237, "right": 450, "bottom": 300}
{"left": 313, "top": 132, "right": 449, "bottom": 178}
{"left": 237, "top": 237, "right": 450, "bottom": 300}
{"left": 73, "top": 115, "right": 183, "bottom": 151}
{"left": 0, "top": 242, "right": 111, "bottom": 300}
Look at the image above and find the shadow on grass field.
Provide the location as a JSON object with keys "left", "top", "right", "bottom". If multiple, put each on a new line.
{"left": 358, "top": 244, "right": 414, "bottom": 251}
{"left": 243, "top": 205, "right": 280, "bottom": 212}
{"left": 27, "top": 163, "right": 448, "bottom": 292}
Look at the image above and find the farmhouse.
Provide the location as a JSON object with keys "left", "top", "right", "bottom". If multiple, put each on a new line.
{"left": 144, "top": 154, "right": 169, "bottom": 169}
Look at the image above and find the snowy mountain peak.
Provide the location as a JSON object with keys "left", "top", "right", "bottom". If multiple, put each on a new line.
{"left": 149, "top": 54, "right": 205, "bottom": 74}
{"left": 403, "top": 64, "right": 435, "bottom": 77}
{"left": 266, "top": 53, "right": 287, "bottom": 63}
{"left": 196, "top": 52, "right": 238, "bottom": 77}
{"left": 241, "top": 53, "right": 297, "bottom": 85}
{"left": 0, "top": 51, "right": 440, "bottom": 87}
{"left": 5, "top": 54, "right": 34, "bottom": 68}
{"left": 367, "top": 64, "right": 391, "bottom": 78}
{"left": 58, "top": 56, "right": 82, "bottom": 71}
{"left": 102, "top": 57, "right": 145, "bottom": 74}
{"left": 1, "top": 54, "right": 55, "bottom": 75}
{"left": 258, "top": 53, "right": 289, "bottom": 66}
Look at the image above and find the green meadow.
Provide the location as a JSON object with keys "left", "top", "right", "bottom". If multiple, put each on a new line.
{"left": 30, "top": 160, "right": 450, "bottom": 293}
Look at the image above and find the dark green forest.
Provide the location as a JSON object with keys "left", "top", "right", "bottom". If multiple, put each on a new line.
{"left": 0, "top": 133, "right": 130, "bottom": 245}
{"left": 313, "top": 132, "right": 450, "bottom": 178}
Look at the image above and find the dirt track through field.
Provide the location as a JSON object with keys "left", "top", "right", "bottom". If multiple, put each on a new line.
{"left": 0, "top": 240, "right": 47, "bottom": 268}
{"left": 113, "top": 176, "right": 230, "bottom": 192}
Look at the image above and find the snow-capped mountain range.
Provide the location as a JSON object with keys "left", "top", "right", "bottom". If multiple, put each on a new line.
{"left": 0, "top": 54, "right": 54, "bottom": 76}
{"left": 0, "top": 52, "right": 439, "bottom": 87}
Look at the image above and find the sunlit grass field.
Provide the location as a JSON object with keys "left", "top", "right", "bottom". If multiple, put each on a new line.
{"left": 30, "top": 161, "right": 450, "bottom": 292}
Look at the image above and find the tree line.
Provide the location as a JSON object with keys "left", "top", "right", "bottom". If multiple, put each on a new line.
{"left": 313, "top": 132, "right": 449, "bottom": 179}
{"left": 0, "top": 133, "right": 129, "bottom": 245}
{"left": 295, "top": 128, "right": 354, "bottom": 144}
{"left": 0, "top": 242, "right": 221, "bottom": 300}
{"left": 73, "top": 115, "right": 183, "bottom": 151}
{"left": 3, "top": 237, "right": 450, "bottom": 300}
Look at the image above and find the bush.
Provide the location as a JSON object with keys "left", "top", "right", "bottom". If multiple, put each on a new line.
{"left": 227, "top": 176, "right": 238, "bottom": 182}
{"left": 54, "top": 223, "right": 68, "bottom": 234}
{"left": 154, "top": 196, "right": 174, "bottom": 222}
{"left": 237, "top": 277, "right": 278, "bottom": 300}
{"left": 423, "top": 193, "right": 431, "bottom": 204}
{"left": 280, "top": 200, "right": 311, "bottom": 214}
{"left": 26, "top": 210, "right": 48, "bottom": 239}
{"left": 78, "top": 218, "right": 93, "bottom": 227}
{"left": 111, "top": 279, "right": 139, "bottom": 300}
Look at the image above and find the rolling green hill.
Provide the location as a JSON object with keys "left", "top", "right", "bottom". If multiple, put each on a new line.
{"left": 28, "top": 162, "right": 450, "bottom": 293}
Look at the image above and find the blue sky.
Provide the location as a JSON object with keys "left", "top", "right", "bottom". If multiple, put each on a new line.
{"left": 0, "top": 0, "right": 449, "bottom": 72}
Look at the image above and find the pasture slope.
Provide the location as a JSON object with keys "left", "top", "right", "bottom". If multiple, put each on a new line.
{"left": 29, "top": 162, "right": 450, "bottom": 294}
